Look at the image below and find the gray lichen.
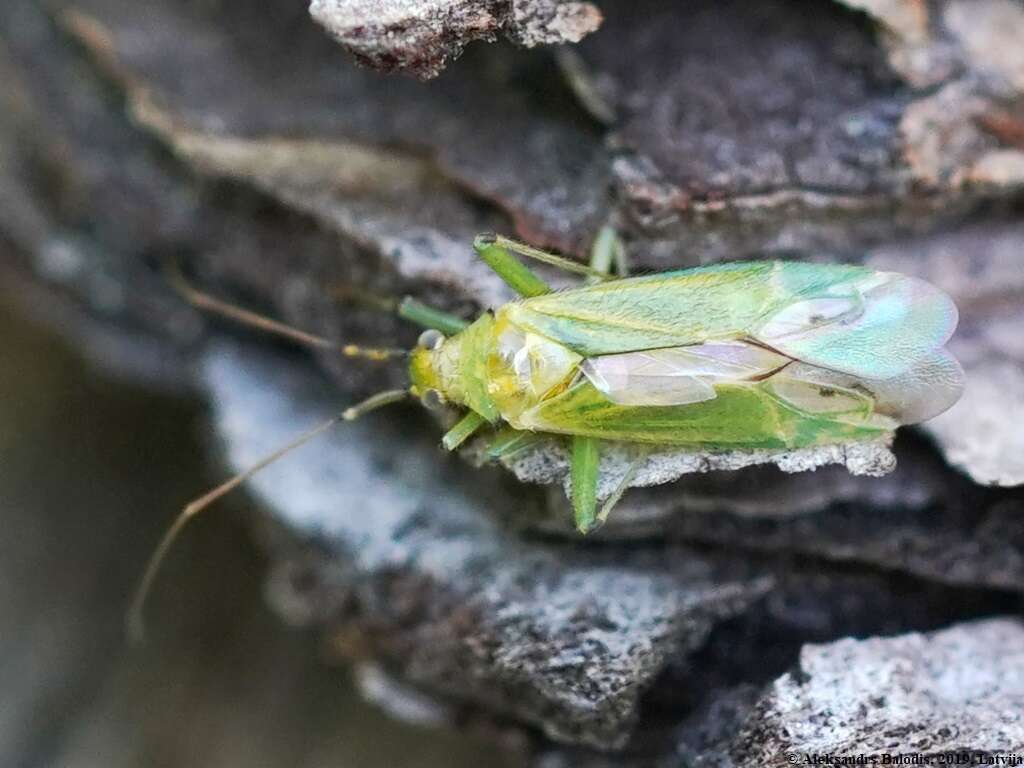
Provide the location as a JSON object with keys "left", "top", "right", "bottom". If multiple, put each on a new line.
{"left": 734, "top": 618, "right": 1024, "bottom": 765}
{"left": 310, "top": 0, "right": 602, "bottom": 79}
{"left": 487, "top": 434, "right": 897, "bottom": 508}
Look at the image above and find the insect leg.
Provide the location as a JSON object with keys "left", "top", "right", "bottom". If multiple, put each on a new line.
{"left": 486, "top": 233, "right": 615, "bottom": 280}
{"left": 584, "top": 225, "right": 629, "bottom": 286}
{"left": 441, "top": 410, "right": 487, "bottom": 450}
{"left": 327, "top": 284, "right": 470, "bottom": 335}
{"left": 597, "top": 449, "right": 645, "bottom": 524}
{"left": 570, "top": 435, "right": 601, "bottom": 533}
{"left": 588, "top": 228, "right": 613, "bottom": 274}
{"left": 613, "top": 242, "right": 630, "bottom": 278}
{"left": 485, "top": 428, "right": 552, "bottom": 460}
{"left": 473, "top": 235, "right": 553, "bottom": 297}
{"left": 398, "top": 297, "right": 470, "bottom": 335}
{"left": 126, "top": 388, "right": 408, "bottom": 643}
{"left": 474, "top": 233, "right": 614, "bottom": 293}
{"left": 606, "top": 229, "right": 629, "bottom": 278}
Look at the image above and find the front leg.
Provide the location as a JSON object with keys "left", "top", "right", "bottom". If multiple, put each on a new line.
{"left": 441, "top": 410, "right": 487, "bottom": 451}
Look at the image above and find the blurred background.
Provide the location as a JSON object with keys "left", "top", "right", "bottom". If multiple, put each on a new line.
{"left": 0, "top": 295, "right": 517, "bottom": 767}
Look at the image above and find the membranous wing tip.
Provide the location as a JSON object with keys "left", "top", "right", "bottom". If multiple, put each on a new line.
{"left": 756, "top": 271, "right": 959, "bottom": 381}
{"left": 780, "top": 349, "right": 964, "bottom": 425}
{"left": 581, "top": 341, "right": 789, "bottom": 407}
{"left": 582, "top": 337, "right": 963, "bottom": 426}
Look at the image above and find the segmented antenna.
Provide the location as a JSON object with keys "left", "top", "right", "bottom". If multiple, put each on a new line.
{"left": 166, "top": 261, "right": 407, "bottom": 361}
{"left": 127, "top": 388, "right": 408, "bottom": 643}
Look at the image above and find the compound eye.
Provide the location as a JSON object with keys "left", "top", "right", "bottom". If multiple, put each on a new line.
{"left": 417, "top": 329, "right": 445, "bottom": 350}
{"left": 420, "top": 388, "right": 446, "bottom": 411}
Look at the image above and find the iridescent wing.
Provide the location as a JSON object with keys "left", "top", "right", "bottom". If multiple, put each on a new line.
{"left": 754, "top": 272, "right": 959, "bottom": 380}
{"left": 779, "top": 349, "right": 965, "bottom": 425}
{"left": 506, "top": 261, "right": 958, "bottom": 381}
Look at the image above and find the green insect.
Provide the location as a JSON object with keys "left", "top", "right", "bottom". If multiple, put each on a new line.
{"left": 129, "top": 228, "right": 963, "bottom": 638}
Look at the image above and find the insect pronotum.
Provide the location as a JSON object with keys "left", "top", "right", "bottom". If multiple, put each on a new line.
{"left": 128, "top": 229, "right": 964, "bottom": 639}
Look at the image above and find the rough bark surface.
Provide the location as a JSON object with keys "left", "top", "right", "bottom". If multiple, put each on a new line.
{"left": 734, "top": 619, "right": 1024, "bottom": 767}
{"left": 309, "top": 0, "right": 603, "bottom": 79}
{"left": 2, "top": 0, "right": 1024, "bottom": 763}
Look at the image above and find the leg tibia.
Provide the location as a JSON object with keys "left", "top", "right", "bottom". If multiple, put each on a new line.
{"left": 570, "top": 435, "right": 600, "bottom": 533}
{"left": 588, "top": 226, "right": 629, "bottom": 278}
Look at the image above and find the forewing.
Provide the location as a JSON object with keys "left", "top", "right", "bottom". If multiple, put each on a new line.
{"left": 580, "top": 341, "right": 789, "bottom": 406}
{"left": 506, "top": 261, "right": 873, "bottom": 356}
{"left": 782, "top": 349, "right": 964, "bottom": 425}
{"left": 755, "top": 272, "right": 958, "bottom": 379}
{"left": 505, "top": 259, "right": 957, "bottom": 384}
{"left": 765, "top": 371, "right": 874, "bottom": 420}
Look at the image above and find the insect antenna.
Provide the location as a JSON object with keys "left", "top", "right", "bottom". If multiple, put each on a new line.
{"left": 126, "top": 388, "right": 408, "bottom": 644}
{"left": 166, "top": 260, "right": 407, "bottom": 361}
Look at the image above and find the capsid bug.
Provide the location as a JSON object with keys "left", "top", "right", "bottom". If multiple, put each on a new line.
{"left": 128, "top": 228, "right": 963, "bottom": 638}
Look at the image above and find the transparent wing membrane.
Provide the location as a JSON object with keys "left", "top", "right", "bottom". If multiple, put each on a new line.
{"left": 581, "top": 337, "right": 963, "bottom": 425}
{"left": 780, "top": 349, "right": 964, "bottom": 425}
{"left": 756, "top": 272, "right": 959, "bottom": 379}
{"left": 766, "top": 375, "right": 872, "bottom": 418}
{"left": 581, "top": 341, "right": 789, "bottom": 406}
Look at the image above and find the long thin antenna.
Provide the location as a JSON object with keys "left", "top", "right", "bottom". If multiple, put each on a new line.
{"left": 166, "top": 261, "right": 406, "bottom": 361}
{"left": 126, "top": 388, "right": 408, "bottom": 644}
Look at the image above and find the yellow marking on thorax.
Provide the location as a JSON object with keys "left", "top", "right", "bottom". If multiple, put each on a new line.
{"left": 486, "top": 311, "right": 582, "bottom": 421}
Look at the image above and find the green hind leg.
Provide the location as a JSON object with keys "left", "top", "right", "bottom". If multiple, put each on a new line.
{"left": 473, "top": 235, "right": 554, "bottom": 297}
{"left": 570, "top": 435, "right": 601, "bottom": 533}
{"left": 327, "top": 281, "right": 470, "bottom": 335}
{"left": 473, "top": 231, "right": 618, "bottom": 299}
{"left": 570, "top": 436, "right": 647, "bottom": 532}
{"left": 480, "top": 427, "right": 606, "bottom": 534}
{"left": 485, "top": 427, "right": 552, "bottom": 460}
